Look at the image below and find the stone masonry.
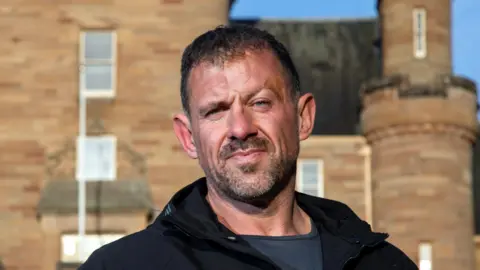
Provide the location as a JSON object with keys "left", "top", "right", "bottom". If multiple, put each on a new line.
{"left": 361, "top": 0, "right": 478, "bottom": 269}
{"left": 299, "top": 136, "right": 371, "bottom": 223}
{"left": 0, "top": 1, "right": 229, "bottom": 269}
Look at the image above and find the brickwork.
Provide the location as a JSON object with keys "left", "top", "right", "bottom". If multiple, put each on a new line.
{"left": 299, "top": 136, "right": 370, "bottom": 222}
{"left": 371, "top": 132, "right": 474, "bottom": 268}
{"left": 0, "top": 1, "right": 228, "bottom": 269}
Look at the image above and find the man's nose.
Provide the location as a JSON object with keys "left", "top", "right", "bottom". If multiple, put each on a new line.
{"left": 227, "top": 105, "right": 257, "bottom": 140}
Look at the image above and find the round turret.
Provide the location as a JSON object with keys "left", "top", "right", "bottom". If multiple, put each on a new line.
{"left": 361, "top": 1, "right": 478, "bottom": 269}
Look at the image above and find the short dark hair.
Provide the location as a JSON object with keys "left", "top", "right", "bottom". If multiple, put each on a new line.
{"left": 180, "top": 24, "right": 301, "bottom": 116}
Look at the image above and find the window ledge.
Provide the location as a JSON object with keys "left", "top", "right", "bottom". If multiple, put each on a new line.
{"left": 81, "top": 90, "right": 115, "bottom": 99}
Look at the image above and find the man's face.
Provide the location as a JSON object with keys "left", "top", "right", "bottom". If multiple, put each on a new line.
{"left": 173, "top": 49, "right": 315, "bottom": 204}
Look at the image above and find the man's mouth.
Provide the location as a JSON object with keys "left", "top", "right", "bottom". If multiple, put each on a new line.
{"left": 227, "top": 148, "right": 265, "bottom": 159}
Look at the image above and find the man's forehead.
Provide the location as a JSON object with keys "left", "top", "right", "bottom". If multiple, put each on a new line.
{"left": 188, "top": 63, "right": 230, "bottom": 97}
{"left": 189, "top": 51, "right": 286, "bottom": 89}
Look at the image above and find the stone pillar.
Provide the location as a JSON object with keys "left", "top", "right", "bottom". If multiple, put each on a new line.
{"left": 361, "top": 1, "right": 478, "bottom": 269}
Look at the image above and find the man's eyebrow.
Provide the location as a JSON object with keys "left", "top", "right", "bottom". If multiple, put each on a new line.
{"left": 240, "top": 89, "right": 263, "bottom": 103}
{"left": 198, "top": 103, "right": 215, "bottom": 116}
{"left": 198, "top": 101, "right": 227, "bottom": 116}
{"left": 242, "top": 84, "right": 281, "bottom": 102}
{"left": 263, "top": 77, "right": 286, "bottom": 100}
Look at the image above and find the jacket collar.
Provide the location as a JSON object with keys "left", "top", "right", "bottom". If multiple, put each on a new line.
{"left": 294, "top": 192, "right": 388, "bottom": 268}
{"left": 154, "top": 178, "right": 388, "bottom": 269}
{"left": 154, "top": 177, "right": 387, "bottom": 245}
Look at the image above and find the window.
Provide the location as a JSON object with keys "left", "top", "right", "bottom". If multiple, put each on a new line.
{"left": 418, "top": 242, "right": 432, "bottom": 270}
{"left": 79, "top": 31, "right": 116, "bottom": 98}
{"left": 61, "top": 234, "right": 124, "bottom": 263}
{"left": 76, "top": 136, "right": 117, "bottom": 181}
{"left": 296, "top": 159, "right": 324, "bottom": 197}
{"left": 413, "top": 8, "right": 427, "bottom": 59}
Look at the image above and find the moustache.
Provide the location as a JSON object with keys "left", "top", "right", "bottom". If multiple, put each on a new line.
{"left": 219, "top": 137, "right": 270, "bottom": 160}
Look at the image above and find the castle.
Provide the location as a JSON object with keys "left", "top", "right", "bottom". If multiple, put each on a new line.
{"left": 0, "top": 1, "right": 477, "bottom": 270}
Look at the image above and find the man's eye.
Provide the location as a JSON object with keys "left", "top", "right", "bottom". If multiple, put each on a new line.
{"left": 253, "top": 100, "right": 271, "bottom": 107}
{"left": 205, "top": 109, "right": 218, "bottom": 117}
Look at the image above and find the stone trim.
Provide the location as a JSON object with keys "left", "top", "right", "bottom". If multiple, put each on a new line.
{"left": 361, "top": 74, "right": 405, "bottom": 95}
{"left": 302, "top": 135, "right": 366, "bottom": 145}
{"left": 360, "top": 74, "right": 477, "bottom": 97}
{"left": 397, "top": 84, "right": 446, "bottom": 98}
{"left": 364, "top": 123, "right": 476, "bottom": 144}
{"left": 447, "top": 75, "right": 478, "bottom": 93}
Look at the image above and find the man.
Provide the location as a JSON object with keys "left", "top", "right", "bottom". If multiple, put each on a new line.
{"left": 79, "top": 25, "right": 417, "bottom": 270}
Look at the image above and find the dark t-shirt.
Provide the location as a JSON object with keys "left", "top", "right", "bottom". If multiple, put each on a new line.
{"left": 241, "top": 221, "right": 323, "bottom": 270}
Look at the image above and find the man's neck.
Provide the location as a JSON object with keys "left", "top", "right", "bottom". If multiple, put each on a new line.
{"left": 206, "top": 180, "right": 311, "bottom": 237}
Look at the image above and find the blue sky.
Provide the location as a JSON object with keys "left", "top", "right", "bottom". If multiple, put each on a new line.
{"left": 230, "top": 0, "right": 480, "bottom": 102}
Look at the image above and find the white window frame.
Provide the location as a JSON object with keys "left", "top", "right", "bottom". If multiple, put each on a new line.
{"left": 418, "top": 242, "right": 433, "bottom": 270}
{"left": 76, "top": 135, "right": 117, "bottom": 181}
{"left": 61, "top": 233, "right": 124, "bottom": 263}
{"left": 413, "top": 8, "right": 427, "bottom": 59}
{"left": 79, "top": 30, "right": 117, "bottom": 98}
{"left": 296, "top": 159, "right": 324, "bottom": 197}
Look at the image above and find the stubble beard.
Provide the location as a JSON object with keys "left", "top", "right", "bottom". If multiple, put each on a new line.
{"left": 208, "top": 152, "right": 297, "bottom": 207}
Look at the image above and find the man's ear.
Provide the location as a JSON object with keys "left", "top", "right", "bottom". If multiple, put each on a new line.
{"left": 173, "top": 113, "right": 198, "bottom": 159}
{"left": 297, "top": 93, "right": 316, "bottom": 141}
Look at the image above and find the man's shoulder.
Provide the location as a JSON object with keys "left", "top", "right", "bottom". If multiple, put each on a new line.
{"left": 358, "top": 241, "right": 418, "bottom": 270}
{"left": 296, "top": 192, "right": 360, "bottom": 221}
{"left": 78, "top": 226, "right": 176, "bottom": 270}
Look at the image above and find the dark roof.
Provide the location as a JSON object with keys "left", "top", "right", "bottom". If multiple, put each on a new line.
{"left": 37, "top": 180, "right": 154, "bottom": 216}
{"left": 230, "top": 18, "right": 381, "bottom": 135}
{"left": 472, "top": 133, "right": 480, "bottom": 234}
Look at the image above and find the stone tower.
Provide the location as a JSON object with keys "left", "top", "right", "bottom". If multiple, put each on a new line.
{"left": 361, "top": 0, "right": 478, "bottom": 269}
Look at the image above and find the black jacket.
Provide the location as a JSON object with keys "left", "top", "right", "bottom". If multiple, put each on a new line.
{"left": 79, "top": 178, "right": 418, "bottom": 270}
